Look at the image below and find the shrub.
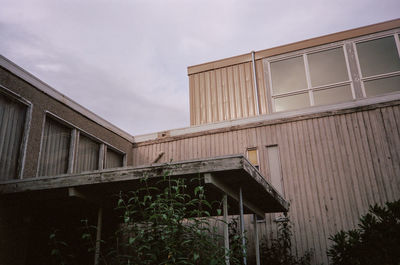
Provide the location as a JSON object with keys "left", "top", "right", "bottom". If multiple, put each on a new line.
{"left": 327, "top": 199, "right": 400, "bottom": 265}
{"left": 260, "top": 216, "right": 312, "bottom": 265}
{"left": 50, "top": 174, "right": 243, "bottom": 265}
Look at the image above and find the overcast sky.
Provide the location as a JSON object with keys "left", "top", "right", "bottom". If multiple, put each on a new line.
{"left": 0, "top": 0, "right": 399, "bottom": 135}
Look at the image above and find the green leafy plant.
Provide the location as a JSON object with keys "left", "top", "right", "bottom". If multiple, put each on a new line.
{"left": 228, "top": 217, "right": 247, "bottom": 264}
{"left": 113, "top": 175, "right": 229, "bottom": 265}
{"left": 49, "top": 229, "right": 76, "bottom": 265}
{"left": 327, "top": 199, "right": 400, "bottom": 265}
{"left": 260, "top": 216, "right": 312, "bottom": 265}
{"left": 49, "top": 173, "right": 243, "bottom": 265}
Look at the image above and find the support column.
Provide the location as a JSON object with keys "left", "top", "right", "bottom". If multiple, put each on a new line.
{"left": 94, "top": 207, "right": 103, "bottom": 265}
{"left": 239, "top": 187, "right": 247, "bottom": 265}
{"left": 254, "top": 214, "right": 260, "bottom": 265}
{"left": 223, "top": 194, "right": 230, "bottom": 265}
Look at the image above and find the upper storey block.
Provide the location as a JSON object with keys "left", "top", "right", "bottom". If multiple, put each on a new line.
{"left": 187, "top": 19, "right": 400, "bottom": 126}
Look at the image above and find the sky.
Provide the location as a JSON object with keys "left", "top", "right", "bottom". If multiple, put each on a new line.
{"left": 0, "top": 0, "right": 399, "bottom": 135}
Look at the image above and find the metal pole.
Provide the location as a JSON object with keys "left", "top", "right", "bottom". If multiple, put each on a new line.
{"left": 251, "top": 51, "right": 260, "bottom": 115}
{"left": 223, "top": 194, "right": 230, "bottom": 265}
{"left": 239, "top": 187, "right": 247, "bottom": 265}
{"left": 253, "top": 214, "right": 260, "bottom": 265}
{"left": 94, "top": 207, "right": 103, "bottom": 265}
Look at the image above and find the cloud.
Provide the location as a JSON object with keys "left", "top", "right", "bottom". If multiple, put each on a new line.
{"left": 0, "top": 0, "right": 399, "bottom": 135}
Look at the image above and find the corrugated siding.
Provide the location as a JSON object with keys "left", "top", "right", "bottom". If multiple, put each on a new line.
{"left": 134, "top": 105, "right": 400, "bottom": 264}
{"left": 189, "top": 61, "right": 267, "bottom": 125}
{"left": 38, "top": 118, "right": 70, "bottom": 177}
{"left": 105, "top": 148, "right": 123, "bottom": 169}
{"left": 0, "top": 93, "right": 26, "bottom": 180}
{"left": 75, "top": 134, "right": 99, "bottom": 173}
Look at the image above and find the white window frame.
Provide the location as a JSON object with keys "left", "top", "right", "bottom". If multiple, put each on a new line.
{"left": 264, "top": 28, "right": 400, "bottom": 113}
{"left": 0, "top": 85, "right": 32, "bottom": 180}
{"left": 352, "top": 30, "right": 400, "bottom": 97}
{"left": 266, "top": 43, "right": 354, "bottom": 112}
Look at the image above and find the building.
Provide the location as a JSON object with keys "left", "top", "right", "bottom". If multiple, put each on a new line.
{"left": 1, "top": 19, "right": 400, "bottom": 264}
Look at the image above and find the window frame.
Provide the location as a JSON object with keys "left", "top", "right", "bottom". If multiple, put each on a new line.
{"left": 104, "top": 145, "right": 127, "bottom": 169}
{"left": 246, "top": 147, "right": 260, "bottom": 170}
{"left": 37, "top": 111, "right": 127, "bottom": 176}
{"left": 36, "top": 112, "right": 74, "bottom": 177}
{"left": 266, "top": 43, "right": 355, "bottom": 112}
{"left": 352, "top": 31, "right": 400, "bottom": 98}
{"left": 0, "top": 85, "right": 32, "bottom": 180}
{"left": 264, "top": 28, "right": 400, "bottom": 113}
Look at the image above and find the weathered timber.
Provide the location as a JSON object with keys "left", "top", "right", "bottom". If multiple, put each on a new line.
{"left": 0, "top": 155, "right": 289, "bottom": 214}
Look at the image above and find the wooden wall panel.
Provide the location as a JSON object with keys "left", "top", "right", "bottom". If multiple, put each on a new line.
{"left": 189, "top": 61, "right": 267, "bottom": 125}
{"left": 134, "top": 105, "right": 400, "bottom": 264}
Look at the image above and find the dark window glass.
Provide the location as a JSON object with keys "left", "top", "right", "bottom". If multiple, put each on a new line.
{"left": 314, "top": 85, "right": 353, "bottom": 106}
{"left": 39, "top": 118, "right": 71, "bottom": 177}
{"left": 105, "top": 148, "right": 124, "bottom": 169}
{"left": 75, "top": 134, "right": 100, "bottom": 173}
{"left": 357, "top": 36, "right": 400, "bottom": 77}
{"left": 308, "top": 47, "right": 349, "bottom": 86}
{"left": 0, "top": 93, "right": 27, "bottom": 180}
{"left": 274, "top": 93, "right": 310, "bottom": 112}
{"left": 364, "top": 76, "right": 400, "bottom": 97}
{"left": 271, "top": 56, "right": 307, "bottom": 94}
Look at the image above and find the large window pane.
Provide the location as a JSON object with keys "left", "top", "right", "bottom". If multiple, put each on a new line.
{"left": 314, "top": 85, "right": 353, "bottom": 106}
{"left": 0, "top": 93, "right": 27, "bottom": 180}
{"left": 364, "top": 76, "right": 400, "bottom": 97}
{"left": 270, "top": 56, "right": 307, "bottom": 94}
{"left": 105, "top": 148, "right": 124, "bottom": 169}
{"left": 274, "top": 93, "right": 310, "bottom": 112}
{"left": 39, "top": 118, "right": 71, "bottom": 177}
{"left": 308, "top": 48, "right": 349, "bottom": 86}
{"left": 75, "top": 134, "right": 100, "bottom": 173}
{"left": 356, "top": 36, "right": 400, "bottom": 77}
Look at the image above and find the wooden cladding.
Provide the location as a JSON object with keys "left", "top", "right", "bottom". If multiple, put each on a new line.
{"left": 189, "top": 60, "right": 267, "bottom": 125}
{"left": 189, "top": 21, "right": 400, "bottom": 126}
{"left": 133, "top": 104, "right": 400, "bottom": 264}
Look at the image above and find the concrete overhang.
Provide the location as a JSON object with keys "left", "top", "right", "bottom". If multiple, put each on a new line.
{"left": 0, "top": 155, "right": 289, "bottom": 217}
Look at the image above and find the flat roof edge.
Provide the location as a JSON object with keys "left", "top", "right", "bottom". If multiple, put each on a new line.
{"left": 0, "top": 55, "right": 135, "bottom": 142}
{"left": 187, "top": 19, "right": 400, "bottom": 75}
{"left": 134, "top": 93, "right": 400, "bottom": 144}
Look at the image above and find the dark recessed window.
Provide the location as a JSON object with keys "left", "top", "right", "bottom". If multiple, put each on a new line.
{"left": 0, "top": 92, "right": 27, "bottom": 180}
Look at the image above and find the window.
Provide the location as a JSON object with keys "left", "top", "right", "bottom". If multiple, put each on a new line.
{"left": 269, "top": 46, "right": 353, "bottom": 112}
{"left": 37, "top": 113, "right": 126, "bottom": 177}
{"left": 0, "top": 90, "right": 29, "bottom": 180}
{"left": 247, "top": 148, "right": 259, "bottom": 170}
{"left": 38, "top": 117, "right": 72, "bottom": 177}
{"left": 355, "top": 35, "right": 400, "bottom": 96}
{"left": 105, "top": 147, "right": 124, "bottom": 169}
{"left": 75, "top": 133, "right": 100, "bottom": 173}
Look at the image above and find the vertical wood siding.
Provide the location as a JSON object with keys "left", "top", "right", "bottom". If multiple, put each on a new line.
{"left": 134, "top": 105, "right": 400, "bottom": 264}
{"left": 189, "top": 61, "right": 267, "bottom": 125}
{"left": 0, "top": 93, "right": 26, "bottom": 180}
{"left": 38, "top": 118, "right": 71, "bottom": 177}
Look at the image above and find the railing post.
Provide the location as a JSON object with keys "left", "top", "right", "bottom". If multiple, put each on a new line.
{"left": 223, "top": 194, "right": 230, "bottom": 265}
{"left": 254, "top": 214, "right": 260, "bottom": 265}
{"left": 239, "top": 187, "right": 247, "bottom": 265}
{"left": 94, "top": 207, "right": 103, "bottom": 265}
